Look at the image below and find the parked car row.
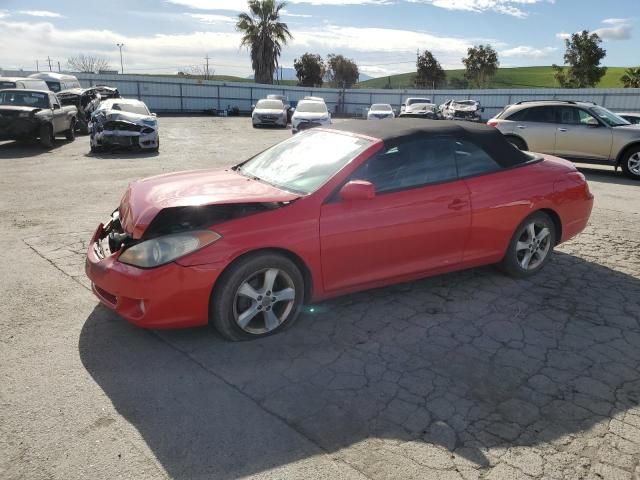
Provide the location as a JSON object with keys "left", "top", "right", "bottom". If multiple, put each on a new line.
{"left": 488, "top": 100, "right": 640, "bottom": 179}
{"left": 0, "top": 72, "right": 158, "bottom": 153}
{"left": 364, "top": 98, "right": 484, "bottom": 122}
{"left": 252, "top": 95, "right": 332, "bottom": 134}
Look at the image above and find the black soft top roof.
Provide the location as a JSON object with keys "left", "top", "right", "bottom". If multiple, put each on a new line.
{"left": 326, "top": 119, "right": 530, "bottom": 167}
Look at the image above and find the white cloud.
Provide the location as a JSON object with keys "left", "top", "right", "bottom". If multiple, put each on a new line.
{"left": 18, "top": 10, "right": 64, "bottom": 18}
{"left": 409, "top": 0, "right": 549, "bottom": 18}
{"left": 167, "top": 0, "right": 388, "bottom": 10}
{"left": 185, "top": 13, "right": 237, "bottom": 24}
{"left": 281, "top": 10, "right": 313, "bottom": 18}
{"left": 557, "top": 18, "right": 633, "bottom": 43}
{"left": 594, "top": 18, "right": 632, "bottom": 40}
{"left": 500, "top": 45, "right": 556, "bottom": 58}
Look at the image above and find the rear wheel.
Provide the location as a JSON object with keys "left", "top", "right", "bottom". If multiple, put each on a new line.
{"left": 506, "top": 136, "right": 527, "bottom": 151}
{"left": 39, "top": 124, "right": 53, "bottom": 148}
{"left": 211, "top": 253, "right": 304, "bottom": 341}
{"left": 499, "top": 211, "right": 556, "bottom": 278}
{"left": 621, "top": 147, "right": 640, "bottom": 180}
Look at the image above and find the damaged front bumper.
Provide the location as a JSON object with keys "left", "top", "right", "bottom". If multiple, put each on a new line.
{"left": 90, "top": 119, "right": 158, "bottom": 150}
{"left": 85, "top": 222, "right": 222, "bottom": 328}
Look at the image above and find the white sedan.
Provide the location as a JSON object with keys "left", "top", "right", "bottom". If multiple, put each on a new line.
{"left": 291, "top": 99, "right": 331, "bottom": 134}
{"left": 367, "top": 104, "right": 395, "bottom": 120}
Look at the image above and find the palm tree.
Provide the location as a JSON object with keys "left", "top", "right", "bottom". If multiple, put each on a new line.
{"left": 621, "top": 67, "right": 640, "bottom": 88}
{"left": 237, "top": 0, "right": 292, "bottom": 84}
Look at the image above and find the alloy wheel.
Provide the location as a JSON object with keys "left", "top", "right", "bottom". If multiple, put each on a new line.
{"left": 515, "top": 221, "right": 552, "bottom": 270}
{"left": 233, "top": 268, "right": 296, "bottom": 335}
{"left": 628, "top": 152, "right": 640, "bottom": 176}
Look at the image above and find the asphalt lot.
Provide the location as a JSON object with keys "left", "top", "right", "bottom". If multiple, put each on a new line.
{"left": 1, "top": 116, "right": 639, "bottom": 480}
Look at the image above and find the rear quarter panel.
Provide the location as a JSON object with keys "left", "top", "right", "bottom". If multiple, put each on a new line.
{"left": 462, "top": 155, "right": 588, "bottom": 264}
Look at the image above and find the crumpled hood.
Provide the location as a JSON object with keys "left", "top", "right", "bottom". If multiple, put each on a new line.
{"left": 451, "top": 103, "right": 478, "bottom": 112}
{"left": 98, "top": 109, "right": 156, "bottom": 126}
{"left": 119, "top": 169, "right": 300, "bottom": 239}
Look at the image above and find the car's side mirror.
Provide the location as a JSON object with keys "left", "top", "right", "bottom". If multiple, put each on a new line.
{"left": 339, "top": 180, "right": 375, "bottom": 202}
{"left": 585, "top": 119, "right": 599, "bottom": 127}
{"left": 53, "top": 104, "right": 60, "bottom": 110}
{"left": 250, "top": 104, "right": 255, "bottom": 111}
{"left": 151, "top": 112, "right": 157, "bottom": 117}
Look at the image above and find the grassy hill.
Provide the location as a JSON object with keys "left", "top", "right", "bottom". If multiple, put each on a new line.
{"left": 358, "top": 66, "right": 630, "bottom": 89}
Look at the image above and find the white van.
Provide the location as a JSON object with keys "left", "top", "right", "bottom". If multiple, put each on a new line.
{"left": 0, "top": 77, "right": 49, "bottom": 90}
{"left": 28, "top": 72, "right": 82, "bottom": 92}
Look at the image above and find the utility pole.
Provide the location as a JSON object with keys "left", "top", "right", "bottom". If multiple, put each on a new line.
{"left": 47, "top": 56, "right": 52, "bottom": 71}
{"left": 36, "top": 60, "right": 39, "bottom": 71}
{"left": 58, "top": 61, "right": 61, "bottom": 73}
{"left": 116, "top": 43, "right": 125, "bottom": 74}
{"left": 205, "top": 54, "right": 210, "bottom": 80}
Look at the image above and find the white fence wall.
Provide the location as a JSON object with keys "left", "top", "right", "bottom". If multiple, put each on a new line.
{"left": 3, "top": 70, "right": 639, "bottom": 117}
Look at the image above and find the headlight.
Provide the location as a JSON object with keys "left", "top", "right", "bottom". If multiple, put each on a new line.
{"left": 118, "top": 230, "right": 221, "bottom": 268}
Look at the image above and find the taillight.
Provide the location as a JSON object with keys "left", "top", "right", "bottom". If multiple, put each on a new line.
{"left": 487, "top": 120, "right": 498, "bottom": 127}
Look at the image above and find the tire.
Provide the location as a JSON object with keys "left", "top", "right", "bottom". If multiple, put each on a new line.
{"left": 506, "top": 136, "right": 527, "bottom": 151}
{"left": 39, "top": 124, "right": 53, "bottom": 148}
{"left": 65, "top": 120, "right": 76, "bottom": 141}
{"left": 211, "top": 253, "right": 305, "bottom": 341}
{"left": 620, "top": 146, "right": 640, "bottom": 180}
{"left": 499, "top": 211, "right": 556, "bottom": 278}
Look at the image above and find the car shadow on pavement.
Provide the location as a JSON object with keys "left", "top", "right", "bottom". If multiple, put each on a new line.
{"left": 85, "top": 150, "right": 160, "bottom": 159}
{"left": 576, "top": 165, "right": 639, "bottom": 186}
{"left": 79, "top": 252, "right": 640, "bottom": 479}
{"left": 0, "top": 139, "right": 73, "bottom": 159}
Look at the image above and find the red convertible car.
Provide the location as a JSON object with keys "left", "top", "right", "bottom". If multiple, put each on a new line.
{"left": 86, "top": 120, "right": 593, "bottom": 341}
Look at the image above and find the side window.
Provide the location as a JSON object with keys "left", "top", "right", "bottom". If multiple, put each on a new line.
{"left": 454, "top": 140, "right": 501, "bottom": 177}
{"left": 350, "top": 137, "right": 457, "bottom": 193}
{"left": 505, "top": 108, "right": 528, "bottom": 121}
{"left": 50, "top": 94, "right": 60, "bottom": 109}
{"left": 523, "top": 106, "right": 556, "bottom": 123}
{"left": 577, "top": 109, "right": 600, "bottom": 126}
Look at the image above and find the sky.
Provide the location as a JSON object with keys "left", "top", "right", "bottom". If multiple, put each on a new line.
{"left": 0, "top": 0, "right": 637, "bottom": 79}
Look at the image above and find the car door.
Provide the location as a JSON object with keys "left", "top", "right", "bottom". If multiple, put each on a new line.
{"left": 49, "top": 94, "right": 65, "bottom": 133}
{"left": 319, "top": 137, "right": 471, "bottom": 292}
{"left": 507, "top": 106, "right": 557, "bottom": 153}
{"left": 553, "top": 107, "right": 613, "bottom": 160}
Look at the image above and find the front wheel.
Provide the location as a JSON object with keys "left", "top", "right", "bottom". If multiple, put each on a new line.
{"left": 211, "top": 253, "right": 304, "bottom": 341}
{"left": 621, "top": 147, "right": 640, "bottom": 180}
{"left": 39, "top": 124, "right": 53, "bottom": 148}
{"left": 499, "top": 211, "right": 556, "bottom": 278}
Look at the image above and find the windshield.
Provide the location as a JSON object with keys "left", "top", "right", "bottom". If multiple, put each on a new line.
{"left": 256, "top": 99, "right": 284, "bottom": 110}
{"left": 591, "top": 106, "right": 630, "bottom": 127}
{"left": 295, "top": 101, "right": 327, "bottom": 114}
{"left": 45, "top": 81, "right": 61, "bottom": 92}
{"left": 406, "top": 98, "right": 430, "bottom": 106}
{"left": 371, "top": 104, "right": 392, "bottom": 111}
{"left": 111, "top": 102, "right": 150, "bottom": 116}
{"left": 238, "top": 130, "right": 372, "bottom": 195}
{"left": 454, "top": 100, "right": 477, "bottom": 106}
{"left": 0, "top": 91, "right": 49, "bottom": 108}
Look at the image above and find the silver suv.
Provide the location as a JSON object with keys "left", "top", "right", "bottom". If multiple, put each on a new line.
{"left": 488, "top": 100, "right": 640, "bottom": 179}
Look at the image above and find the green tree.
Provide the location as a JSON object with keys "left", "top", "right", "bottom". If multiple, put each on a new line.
{"left": 415, "top": 50, "right": 446, "bottom": 89}
{"left": 293, "top": 53, "right": 325, "bottom": 87}
{"left": 620, "top": 67, "right": 640, "bottom": 88}
{"left": 237, "top": 0, "right": 292, "bottom": 84}
{"left": 326, "top": 54, "right": 359, "bottom": 89}
{"left": 462, "top": 45, "right": 499, "bottom": 88}
{"left": 552, "top": 31, "right": 607, "bottom": 88}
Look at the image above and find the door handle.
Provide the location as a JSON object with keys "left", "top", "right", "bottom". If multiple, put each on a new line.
{"left": 516, "top": 125, "right": 526, "bottom": 129}
{"left": 557, "top": 128, "right": 568, "bottom": 132}
{"left": 448, "top": 198, "right": 468, "bottom": 211}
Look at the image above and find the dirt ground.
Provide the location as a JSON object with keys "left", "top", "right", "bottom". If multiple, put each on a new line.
{"left": 1, "top": 117, "right": 639, "bottom": 480}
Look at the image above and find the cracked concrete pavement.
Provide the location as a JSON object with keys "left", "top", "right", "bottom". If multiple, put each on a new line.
{"left": 1, "top": 117, "right": 639, "bottom": 479}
